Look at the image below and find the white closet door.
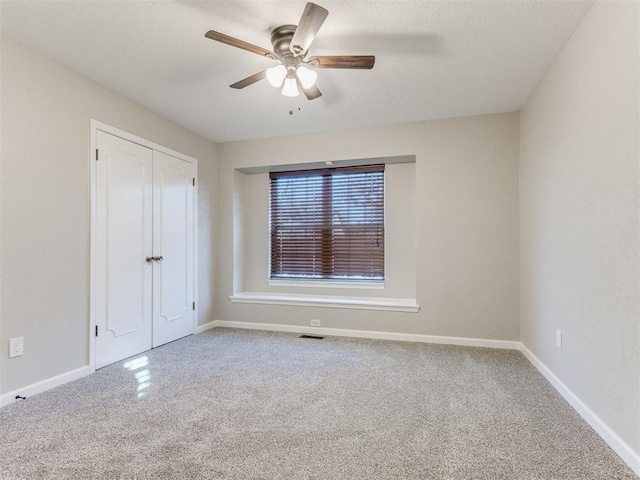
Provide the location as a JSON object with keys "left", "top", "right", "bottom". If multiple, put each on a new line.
{"left": 152, "top": 151, "right": 195, "bottom": 347}
{"left": 96, "top": 131, "right": 153, "bottom": 369}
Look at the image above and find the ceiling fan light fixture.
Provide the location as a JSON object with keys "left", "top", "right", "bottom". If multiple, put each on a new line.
{"left": 296, "top": 65, "right": 317, "bottom": 89}
{"left": 281, "top": 76, "right": 299, "bottom": 97}
{"left": 266, "top": 64, "right": 287, "bottom": 87}
{"left": 205, "top": 2, "right": 375, "bottom": 101}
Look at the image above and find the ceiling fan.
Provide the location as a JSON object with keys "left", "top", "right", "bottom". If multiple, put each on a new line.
{"left": 204, "top": 2, "right": 375, "bottom": 100}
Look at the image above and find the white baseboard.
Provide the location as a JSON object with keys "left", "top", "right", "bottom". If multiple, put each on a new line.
{"left": 194, "top": 320, "right": 217, "bottom": 334}
{"left": 0, "top": 365, "right": 90, "bottom": 408}
{"left": 211, "top": 320, "right": 521, "bottom": 350}
{"left": 520, "top": 345, "right": 640, "bottom": 477}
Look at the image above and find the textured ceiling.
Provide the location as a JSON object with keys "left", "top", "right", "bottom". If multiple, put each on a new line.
{"left": 0, "top": 1, "right": 593, "bottom": 143}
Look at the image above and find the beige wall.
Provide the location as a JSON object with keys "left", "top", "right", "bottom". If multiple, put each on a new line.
{"left": 0, "top": 37, "right": 217, "bottom": 394}
{"left": 520, "top": 1, "right": 639, "bottom": 453}
{"left": 218, "top": 112, "right": 520, "bottom": 339}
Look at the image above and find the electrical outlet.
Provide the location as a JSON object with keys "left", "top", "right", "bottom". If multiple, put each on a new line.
{"left": 9, "top": 337, "right": 24, "bottom": 358}
{"left": 310, "top": 319, "right": 321, "bottom": 327}
{"left": 556, "top": 329, "right": 562, "bottom": 349}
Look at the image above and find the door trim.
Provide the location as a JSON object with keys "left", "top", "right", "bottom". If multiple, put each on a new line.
{"left": 89, "top": 120, "right": 198, "bottom": 373}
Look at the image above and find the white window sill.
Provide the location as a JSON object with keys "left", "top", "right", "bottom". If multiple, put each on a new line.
{"left": 228, "top": 292, "right": 420, "bottom": 313}
{"left": 268, "top": 279, "right": 385, "bottom": 290}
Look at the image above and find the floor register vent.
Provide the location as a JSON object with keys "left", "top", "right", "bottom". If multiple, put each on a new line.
{"left": 299, "top": 334, "right": 325, "bottom": 340}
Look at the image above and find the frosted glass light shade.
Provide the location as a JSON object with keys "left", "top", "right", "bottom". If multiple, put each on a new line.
{"left": 266, "top": 65, "right": 287, "bottom": 88}
{"left": 296, "top": 65, "right": 317, "bottom": 89}
{"left": 281, "top": 77, "right": 299, "bottom": 97}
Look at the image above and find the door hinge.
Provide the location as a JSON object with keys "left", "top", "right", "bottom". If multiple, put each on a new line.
{"left": 95, "top": 149, "right": 99, "bottom": 161}
{"left": 95, "top": 325, "right": 99, "bottom": 337}
{"left": 192, "top": 302, "right": 196, "bottom": 311}
{"left": 192, "top": 177, "right": 195, "bottom": 187}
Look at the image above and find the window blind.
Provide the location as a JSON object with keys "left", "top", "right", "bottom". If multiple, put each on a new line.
{"left": 269, "top": 165, "right": 384, "bottom": 281}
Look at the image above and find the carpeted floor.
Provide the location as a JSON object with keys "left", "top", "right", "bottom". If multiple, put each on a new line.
{"left": 0, "top": 328, "right": 636, "bottom": 479}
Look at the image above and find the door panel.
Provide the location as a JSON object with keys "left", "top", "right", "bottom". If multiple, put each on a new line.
{"left": 152, "top": 151, "right": 195, "bottom": 347}
{"left": 96, "top": 131, "right": 153, "bottom": 369}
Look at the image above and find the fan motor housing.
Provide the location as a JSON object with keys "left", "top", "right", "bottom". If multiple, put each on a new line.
{"left": 271, "top": 25, "right": 297, "bottom": 57}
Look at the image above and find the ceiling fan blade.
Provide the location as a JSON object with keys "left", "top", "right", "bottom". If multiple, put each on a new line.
{"left": 205, "top": 30, "right": 275, "bottom": 58}
{"left": 230, "top": 70, "right": 267, "bottom": 89}
{"left": 302, "top": 84, "right": 322, "bottom": 100}
{"left": 307, "top": 55, "right": 375, "bottom": 69}
{"left": 290, "top": 3, "right": 328, "bottom": 57}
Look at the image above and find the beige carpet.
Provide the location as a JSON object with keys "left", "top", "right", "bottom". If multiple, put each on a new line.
{"left": 0, "top": 328, "right": 636, "bottom": 479}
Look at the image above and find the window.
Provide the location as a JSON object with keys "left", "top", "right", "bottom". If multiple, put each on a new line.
{"left": 269, "top": 165, "right": 384, "bottom": 282}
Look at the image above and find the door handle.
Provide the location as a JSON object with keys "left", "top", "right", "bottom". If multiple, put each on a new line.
{"left": 145, "top": 256, "right": 154, "bottom": 264}
{"left": 155, "top": 256, "right": 163, "bottom": 262}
